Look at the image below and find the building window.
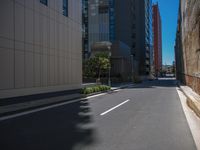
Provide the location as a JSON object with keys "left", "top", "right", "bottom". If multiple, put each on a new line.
{"left": 132, "top": 42, "right": 136, "bottom": 48}
{"left": 132, "top": 33, "right": 136, "bottom": 39}
{"left": 40, "top": 0, "right": 48, "bottom": 6}
{"left": 99, "top": 5, "right": 109, "bottom": 14}
{"left": 132, "top": 24, "right": 136, "bottom": 29}
{"left": 63, "top": 0, "right": 68, "bottom": 17}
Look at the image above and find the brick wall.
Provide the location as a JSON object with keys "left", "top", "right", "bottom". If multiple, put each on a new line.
{"left": 183, "top": 74, "right": 200, "bottom": 95}
{"left": 176, "top": 0, "right": 200, "bottom": 95}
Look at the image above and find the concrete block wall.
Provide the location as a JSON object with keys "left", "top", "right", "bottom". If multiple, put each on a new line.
{"left": 181, "top": 0, "right": 200, "bottom": 75}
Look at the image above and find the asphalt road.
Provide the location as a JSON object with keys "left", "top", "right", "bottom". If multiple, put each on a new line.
{"left": 0, "top": 79, "right": 196, "bottom": 150}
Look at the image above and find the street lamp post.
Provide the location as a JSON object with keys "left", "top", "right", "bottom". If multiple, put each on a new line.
{"left": 130, "top": 55, "right": 134, "bottom": 82}
{"left": 108, "top": 48, "right": 111, "bottom": 87}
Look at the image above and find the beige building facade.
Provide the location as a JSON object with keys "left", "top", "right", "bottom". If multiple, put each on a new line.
{"left": 0, "top": 0, "right": 82, "bottom": 98}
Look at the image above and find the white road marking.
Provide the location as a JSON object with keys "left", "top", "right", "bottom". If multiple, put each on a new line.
{"left": 86, "top": 89, "right": 122, "bottom": 99}
{"left": 113, "top": 89, "right": 121, "bottom": 92}
{"left": 100, "top": 99, "right": 130, "bottom": 116}
{"left": 87, "top": 93, "right": 107, "bottom": 99}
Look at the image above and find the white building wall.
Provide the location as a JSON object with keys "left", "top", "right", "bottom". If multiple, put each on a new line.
{"left": 0, "top": 0, "right": 82, "bottom": 98}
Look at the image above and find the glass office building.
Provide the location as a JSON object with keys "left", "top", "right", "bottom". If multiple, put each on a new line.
{"left": 82, "top": 0, "right": 116, "bottom": 58}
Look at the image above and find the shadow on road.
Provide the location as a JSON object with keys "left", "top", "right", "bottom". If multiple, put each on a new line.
{"left": 127, "top": 78, "right": 178, "bottom": 89}
{"left": 0, "top": 98, "right": 97, "bottom": 150}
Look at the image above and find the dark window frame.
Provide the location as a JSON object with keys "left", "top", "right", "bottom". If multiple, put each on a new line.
{"left": 40, "top": 0, "right": 48, "bottom": 6}
{"left": 63, "top": 0, "right": 68, "bottom": 17}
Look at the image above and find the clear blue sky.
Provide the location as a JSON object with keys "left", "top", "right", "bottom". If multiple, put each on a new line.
{"left": 152, "top": 0, "right": 179, "bottom": 65}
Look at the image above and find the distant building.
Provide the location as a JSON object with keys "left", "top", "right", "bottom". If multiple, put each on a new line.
{"left": 84, "top": 0, "right": 115, "bottom": 56}
{"left": 82, "top": 0, "right": 133, "bottom": 81}
{"left": 110, "top": 41, "right": 133, "bottom": 81}
{"left": 82, "top": 0, "right": 89, "bottom": 59}
{"left": 153, "top": 3, "right": 162, "bottom": 76}
{"left": 113, "top": 0, "right": 138, "bottom": 77}
{"left": 162, "top": 65, "right": 174, "bottom": 74}
{"left": 82, "top": 0, "right": 153, "bottom": 78}
{"left": 91, "top": 41, "right": 133, "bottom": 82}
{"left": 0, "top": 0, "right": 82, "bottom": 98}
{"left": 126, "top": 0, "right": 153, "bottom": 76}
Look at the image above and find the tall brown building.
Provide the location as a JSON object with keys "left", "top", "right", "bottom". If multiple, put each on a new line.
{"left": 153, "top": 3, "right": 162, "bottom": 76}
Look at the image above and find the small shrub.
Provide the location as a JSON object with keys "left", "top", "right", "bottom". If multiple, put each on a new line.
{"left": 81, "top": 85, "right": 111, "bottom": 95}
{"left": 88, "top": 87, "right": 94, "bottom": 94}
{"left": 94, "top": 86, "right": 100, "bottom": 92}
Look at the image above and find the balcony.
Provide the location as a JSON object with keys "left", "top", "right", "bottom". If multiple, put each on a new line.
{"left": 146, "top": 60, "right": 150, "bottom": 65}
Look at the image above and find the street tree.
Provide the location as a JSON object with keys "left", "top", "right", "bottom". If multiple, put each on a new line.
{"left": 83, "top": 52, "right": 110, "bottom": 83}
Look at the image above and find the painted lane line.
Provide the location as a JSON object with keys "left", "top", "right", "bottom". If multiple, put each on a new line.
{"left": 87, "top": 93, "right": 107, "bottom": 99}
{"left": 113, "top": 89, "right": 121, "bottom": 92}
{"left": 87, "top": 89, "right": 122, "bottom": 99}
{"left": 100, "top": 99, "right": 130, "bottom": 116}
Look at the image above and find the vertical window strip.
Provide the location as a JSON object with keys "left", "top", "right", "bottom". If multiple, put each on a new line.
{"left": 40, "top": 0, "right": 48, "bottom": 6}
{"left": 63, "top": 0, "right": 68, "bottom": 17}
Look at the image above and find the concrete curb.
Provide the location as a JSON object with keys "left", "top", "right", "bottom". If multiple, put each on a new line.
{"left": 187, "top": 99, "right": 200, "bottom": 118}
{"left": 84, "top": 83, "right": 134, "bottom": 97}
{"left": 177, "top": 87, "right": 200, "bottom": 150}
{"left": 0, "top": 83, "right": 134, "bottom": 117}
{"left": 180, "top": 85, "right": 200, "bottom": 118}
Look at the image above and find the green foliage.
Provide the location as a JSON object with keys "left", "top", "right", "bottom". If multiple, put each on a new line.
{"left": 83, "top": 58, "right": 97, "bottom": 77}
{"left": 81, "top": 85, "right": 111, "bottom": 95}
{"left": 83, "top": 52, "right": 111, "bottom": 79}
{"left": 95, "top": 52, "right": 110, "bottom": 59}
